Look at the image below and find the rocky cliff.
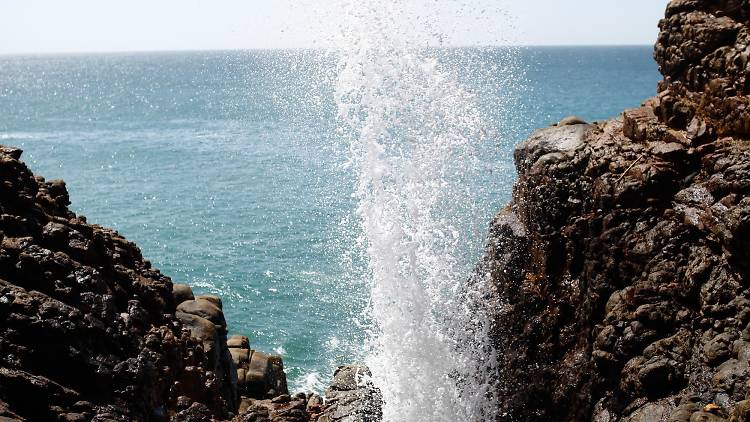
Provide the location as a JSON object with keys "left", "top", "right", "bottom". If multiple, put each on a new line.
{"left": 0, "top": 144, "right": 231, "bottom": 420}
{"left": 0, "top": 144, "right": 382, "bottom": 422}
{"left": 0, "top": 144, "right": 276, "bottom": 421}
{"left": 0, "top": 143, "right": 321, "bottom": 421}
{"left": 485, "top": 1, "right": 750, "bottom": 421}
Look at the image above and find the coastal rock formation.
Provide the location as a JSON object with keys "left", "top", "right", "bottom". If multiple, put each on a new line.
{"left": 311, "top": 365, "right": 382, "bottom": 422}
{"left": 228, "top": 335, "right": 288, "bottom": 400}
{"left": 0, "top": 145, "right": 292, "bottom": 421}
{"left": 485, "top": 1, "right": 750, "bottom": 421}
{"left": 228, "top": 364, "right": 381, "bottom": 422}
{"left": 0, "top": 143, "right": 377, "bottom": 422}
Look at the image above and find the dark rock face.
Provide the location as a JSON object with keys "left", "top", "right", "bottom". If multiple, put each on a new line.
{"left": 485, "top": 1, "right": 750, "bottom": 420}
{"left": 0, "top": 145, "right": 368, "bottom": 422}
{"left": 0, "top": 147, "right": 242, "bottom": 420}
{"left": 654, "top": 0, "right": 750, "bottom": 135}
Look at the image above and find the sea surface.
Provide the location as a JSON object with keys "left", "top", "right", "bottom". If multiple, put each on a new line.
{"left": 0, "top": 46, "right": 660, "bottom": 391}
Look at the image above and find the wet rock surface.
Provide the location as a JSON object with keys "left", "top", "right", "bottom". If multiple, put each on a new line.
{"left": 484, "top": 1, "right": 750, "bottom": 420}
{"left": 311, "top": 365, "right": 382, "bottom": 422}
{"left": 229, "top": 364, "right": 381, "bottom": 422}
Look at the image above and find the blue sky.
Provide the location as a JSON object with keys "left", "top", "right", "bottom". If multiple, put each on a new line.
{"left": 0, "top": 0, "right": 671, "bottom": 54}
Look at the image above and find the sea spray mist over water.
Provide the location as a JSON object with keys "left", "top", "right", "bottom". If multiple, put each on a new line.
{"left": 324, "top": 1, "right": 516, "bottom": 420}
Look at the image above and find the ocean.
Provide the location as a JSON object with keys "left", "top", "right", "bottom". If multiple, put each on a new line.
{"left": 0, "top": 46, "right": 661, "bottom": 392}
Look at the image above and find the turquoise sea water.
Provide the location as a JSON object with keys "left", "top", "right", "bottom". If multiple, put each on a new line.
{"left": 0, "top": 46, "right": 660, "bottom": 391}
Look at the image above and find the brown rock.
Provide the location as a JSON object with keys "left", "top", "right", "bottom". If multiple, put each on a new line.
{"left": 228, "top": 335, "right": 250, "bottom": 349}
{"left": 176, "top": 311, "right": 218, "bottom": 347}
{"left": 242, "top": 350, "right": 289, "bottom": 399}
{"left": 480, "top": 3, "right": 750, "bottom": 419}
{"left": 177, "top": 299, "right": 226, "bottom": 329}
{"left": 231, "top": 348, "right": 250, "bottom": 367}
{"left": 172, "top": 283, "right": 195, "bottom": 305}
{"left": 195, "top": 294, "right": 223, "bottom": 310}
{"left": 623, "top": 107, "right": 660, "bottom": 142}
{"left": 690, "top": 411, "right": 726, "bottom": 422}
{"left": 729, "top": 400, "right": 750, "bottom": 421}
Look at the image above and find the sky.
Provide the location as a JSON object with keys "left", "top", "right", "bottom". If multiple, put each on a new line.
{"left": 0, "top": 0, "right": 671, "bottom": 55}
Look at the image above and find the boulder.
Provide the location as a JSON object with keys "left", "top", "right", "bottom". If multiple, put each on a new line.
{"left": 195, "top": 294, "right": 223, "bottom": 310}
{"left": 172, "top": 283, "right": 195, "bottom": 305}
{"left": 316, "top": 365, "right": 382, "bottom": 422}
{"left": 245, "top": 350, "right": 288, "bottom": 399}
{"left": 689, "top": 411, "right": 726, "bottom": 422}
{"left": 623, "top": 106, "right": 661, "bottom": 142}
{"left": 729, "top": 400, "right": 750, "bottom": 421}
{"left": 228, "top": 335, "right": 250, "bottom": 349}
{"left": 177, "top": 298, "right": 226, "bottom": 329}
{"left": 235, "top": 395, "right": 308, "bottom": 422}
{"left": 513, "top": 124, "right": 589, "bottom": 174}
{"left": 176, "top": 311, "right": 218, "bottom": 348}
{"left": 558, "top": 115, "right": 588, "bottom": 126}
{"left": 231, "top": 347, "right": 250, "bottom": 367}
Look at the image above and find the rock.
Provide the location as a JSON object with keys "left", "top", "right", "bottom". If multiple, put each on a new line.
{"left": 316, "top": 365, "right": 382, "bottom": 422}
{"left": 177, "top": 298, "right": 226, "bottom": 329}
{"left": 729, "top": 400, "right": 750, "bottom": 421}
{"left": 637, "top": 358, "right": 681, "bottom": 399}
{"left": 690, "top": 411, "right": 726, "bottom": 422}
{"left": 514, "top": 124, "right": 589, "bottom": 174}
{"left": 306, "top": 393, "right": 324, "bottom": 414}
{"left": 687, "top": 118, "right": 712, "bottom": 143}
{"left": 0, "top": 146, "right": 239, "bottom": 419}
{"left": 650, "top": 141, "right": 686, "bottom": 159}
{"left": 623, "top": 106, "right": 660, "bottom": 142}
{"left": 481, "top": 1, "right": 750, "bottom": 420}
{"left": 705, "top": 333, "right": 737, "bottom": 366}
{"left": 655, "top": 3, "right": 745, "bottom": 135}
{"left": 172, "top": 402, "right": 213, "bottom": 422}
{"left": 237, "top": 368, "right": 247, "bottom": 387}
{"left": 235, "top": 395, "right": 308, "bottom": 422}
{"left": 271, "top": 394, "right": 291, "bottom": 404}
{"left": 328, "top": 364, "right": 370, "bottom": 391}
{"left": 196, "top": 294, "right": 223, "bottom": 310}
{"left": 623, "top": 401, "right": 672, "bottom": 422}
{"left": 231, "top": 347, "right": 250, "bottom": 367}
{"left": 176, "top": 311, "right": 218, "bottom": 349}
{"left": 0, "top": 146, "right": 22, "bottom": 160}
{"left": 228, "top": 345, "right": 288, "bottom": 400}
{"left": 245, "top": 350, "right": 288, "bottom": 399}
{"left": 172, "top": 283, "right": 195, "bottom": 305}
{"left": 669, "top": 400, "right": 702, "bottom": 422}
{"left": 228, "top": 335, "right": 250, "bottom": 349}
{"left": 559, "top": 115, "right": 588, "bottom": 126}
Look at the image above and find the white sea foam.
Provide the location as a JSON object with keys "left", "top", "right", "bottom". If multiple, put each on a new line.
{"left": 294, "top": 370, "right": 327, "bottom": 394}
{"left": 326, "top": 1, "right": 513, "bottom": 420}
{"left": 0, "top": 132, "right": 38, "bottom": 140}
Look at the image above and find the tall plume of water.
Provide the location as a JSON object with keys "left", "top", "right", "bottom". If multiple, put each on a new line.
{"left": 323, "top": 1, "right": 516, "bottom": 421}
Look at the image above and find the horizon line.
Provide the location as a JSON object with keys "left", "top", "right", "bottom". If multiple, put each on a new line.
{"left": 0, "top": 44, "right": 655, "bottom": 58}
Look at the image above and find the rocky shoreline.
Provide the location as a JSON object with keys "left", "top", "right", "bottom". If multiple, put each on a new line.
{"left": 483, "top": 1, "right": 750, "bottom": 420}
{"left": 0, "top": 145, "right": 382, "bottom": 421}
